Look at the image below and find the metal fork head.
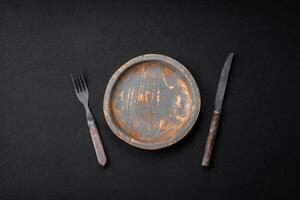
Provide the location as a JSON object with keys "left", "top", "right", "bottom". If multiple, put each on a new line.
{"left": 71, "top": 72, "right": 89, "bottom": 104}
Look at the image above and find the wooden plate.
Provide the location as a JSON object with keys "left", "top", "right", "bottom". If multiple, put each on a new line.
{"left": 103, "top": 54, "right": 201, "bottom": 150}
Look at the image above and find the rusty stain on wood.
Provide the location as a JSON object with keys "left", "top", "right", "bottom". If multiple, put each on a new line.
{"left": 103, "top": 54, "right": 201, "bottom": 150}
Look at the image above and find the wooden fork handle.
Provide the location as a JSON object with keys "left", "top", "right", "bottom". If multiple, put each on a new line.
{"left": 202, "top": 110, "right": 220, "bottom": 167}
{"left": 88, "top": 120, "right": 107, "bottom": 166}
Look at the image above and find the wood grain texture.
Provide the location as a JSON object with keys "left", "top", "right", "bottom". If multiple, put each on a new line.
{"left": 103, "top": 54, "right": 201, "bottom": 150}
{"left": 202, "top": 110, "right": 220, "bottom": 167}
{"left": 89, "top": 126, "right": 107, "bottom": 166}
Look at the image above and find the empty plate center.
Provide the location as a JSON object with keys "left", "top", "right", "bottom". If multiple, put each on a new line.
{"left": 110, "top": 61, "right": 192, "bottom": 143}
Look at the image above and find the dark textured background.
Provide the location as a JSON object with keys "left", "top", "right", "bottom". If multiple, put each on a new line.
{"left": 0, "top": 1, "right": 299, "bottom": 199}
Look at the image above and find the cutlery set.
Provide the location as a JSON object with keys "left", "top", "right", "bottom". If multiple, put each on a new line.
{"left": 71, "top": 53, "right": 235, "bottom": 168}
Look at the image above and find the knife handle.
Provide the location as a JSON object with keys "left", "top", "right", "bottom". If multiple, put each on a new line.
{"left": 88, "top": 119, "right": 107, "bottom": 166}
{"left": 202, "top": 110, "right": 220, "bottom": 167}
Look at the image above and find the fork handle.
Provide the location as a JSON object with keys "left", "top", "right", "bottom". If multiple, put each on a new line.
{"left": 88, "top": 119, "right": 107, "bottom": 166}
{"left": 202, "top": 110, "right": 221, "bottom": 167}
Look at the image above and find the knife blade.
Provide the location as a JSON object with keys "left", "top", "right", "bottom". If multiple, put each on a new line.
{"left": 202, "top": 52, "right": 234, "bottom": 167}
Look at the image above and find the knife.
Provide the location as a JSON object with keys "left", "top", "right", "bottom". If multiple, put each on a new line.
{"left": 202, "top": 52, "right": 234, "bottom": 167}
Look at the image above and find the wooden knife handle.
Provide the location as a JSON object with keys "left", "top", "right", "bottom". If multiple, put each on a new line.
{"left": 88, "top": 120, "right": 107, "bottom": 166}
{"left": 202, "top": 110, "right": 220, "bottom": 167}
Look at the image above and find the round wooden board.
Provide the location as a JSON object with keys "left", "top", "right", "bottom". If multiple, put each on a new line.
{"left": 103, "top": 54, "right": 201, "bottom": 150}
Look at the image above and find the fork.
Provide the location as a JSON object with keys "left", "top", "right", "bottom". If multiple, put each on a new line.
{"left": 71, "top": 72, "right": 107, "bottom": 166}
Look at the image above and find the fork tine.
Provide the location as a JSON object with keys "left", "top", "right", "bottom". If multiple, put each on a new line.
{"left": 71, "top": 73, "right": 78, "bottom": 93}
{"left": 76, "top": 73, "right": 83, "bottom": 92}
{"left": 80, "top": 72, "right": 87, "bottom": 91}
{"left": 74, "top": 73, "right": 81, "bottom": 93}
